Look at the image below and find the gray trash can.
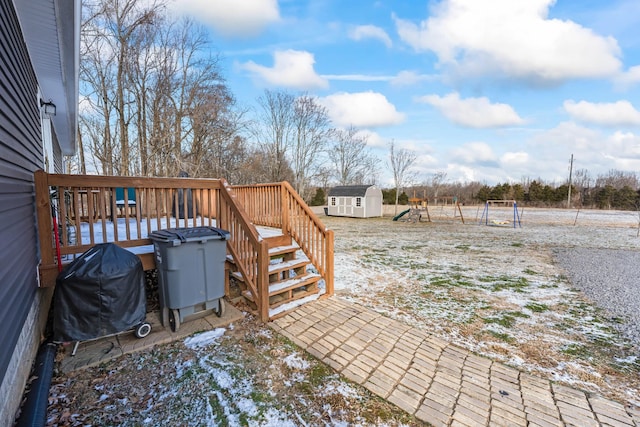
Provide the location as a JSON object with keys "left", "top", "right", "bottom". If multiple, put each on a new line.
{"left": 149, "top": 226, "right": 230, "bottom": 332}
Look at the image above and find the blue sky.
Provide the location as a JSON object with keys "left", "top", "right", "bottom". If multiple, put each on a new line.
{"left": 175, "top": 0, "right": 640, "bottom": 186}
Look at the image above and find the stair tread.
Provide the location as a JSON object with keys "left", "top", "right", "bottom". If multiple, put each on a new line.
{"left": 268, "top": 287, "right": 321, "bottom": 310}
{"left": 241, "top": 272, "right": 321, "bottom": 301}
{"left": 268, "top": 272, "right": 320, "bottom": 294}
{"left": 269, "top": 289, "right": 326, "bottom": 318}
{"left": 226, "top": 243, "right": 301, "bottom": 266}
{"left": 269, "top": 243, "right": 300, "bottom": 256}
{"left": 256, "top": 226, "right": 284, "bottom": 238}
{"left": 242, "top": 286, "right": 321, "bottom": 308}
{"left": 268, "top": 256, "right": 309, "bottom": 271}
{"left": 230, "top": 257, "right": 310, "bottom": 282}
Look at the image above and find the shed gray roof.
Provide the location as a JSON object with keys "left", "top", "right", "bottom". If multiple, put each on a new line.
{"left": 328, "top": 185, "right": 376, "bottom": 197}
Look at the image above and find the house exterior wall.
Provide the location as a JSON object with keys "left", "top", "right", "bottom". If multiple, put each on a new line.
{"left": 0, "top": 2, "right": 51, "bottom": 423}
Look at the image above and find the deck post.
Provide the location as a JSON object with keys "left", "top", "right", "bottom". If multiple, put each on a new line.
{"left": 281, "top": 183, "right": 289, "bottom": 234}
{"left": 34, "top": 170, "right": 57, "bottom": 287}
{"left": 257, "top": 240, "right": 270, "bottom": 322}
{"left": 325, "top": 229, "right": 334, "bottom": 296}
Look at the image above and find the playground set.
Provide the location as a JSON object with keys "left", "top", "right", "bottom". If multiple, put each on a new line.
{"left": 392, "top": 195, "right": 524, "bottom": 228}
{"left": 393, "top": 191, "right": 465, "bottom": 224}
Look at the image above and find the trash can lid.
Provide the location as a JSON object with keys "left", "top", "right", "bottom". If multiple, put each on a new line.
{"left": 149, "top": 226, "right": 230, "bottom": 244}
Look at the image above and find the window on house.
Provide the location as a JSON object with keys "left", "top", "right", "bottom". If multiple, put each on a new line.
{"left": 331, "top": 197, "right": 336, "bottom": 206}
{"left": 356, "top": 197, "right": 362, "bottom": 207}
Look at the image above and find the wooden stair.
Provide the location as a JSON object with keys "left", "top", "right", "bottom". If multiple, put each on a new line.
{"left": 227, "top": 231, "right": 324, "bottom": 319}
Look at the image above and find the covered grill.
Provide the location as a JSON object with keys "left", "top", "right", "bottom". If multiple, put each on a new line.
{"left": 53, "top": 243, "right": 151, "bottom": 344}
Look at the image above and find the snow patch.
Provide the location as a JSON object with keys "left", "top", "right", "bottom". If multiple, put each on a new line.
{"left": 283, "top": 353, "right": 310, "bottom": 370}
{"left": 184, "top": 328, "right": 226, "bottom": 349}
{"left": 323, "top": 381, "right": 360, "bottom": 400}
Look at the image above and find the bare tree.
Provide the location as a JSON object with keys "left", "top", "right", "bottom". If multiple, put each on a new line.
{"left": 80, "top": 4, "right": 119, "bottom": 175}
{"left": 76, "top": 124, "right": 87, "bottom": 174}
{"left": 86, "top": 0, "right": 165, "bottom": 175}
{"left": 388, "top": 140, "right": 417, "bottom": 214}
{"left": 572, "top": 168, "right": 592, "bottom": 206}
{"left": 328, "top": 126, "right": 377, "bottom": 185}
{"left": 253, "top": 90, "right": 296, "bottom": 182}
{"left": 81, "top": 0, "right": 164, "bottom": 175}
{"left": 80, "top": 1, "right": 243, "bottom": 178}
{"left": 595, "top": 169, "right": 639, "bottom": 189}
{"left": 290, "top": 94, "right": 333, "bottom": 198}
{"left": 430, "top": 171, "right": 447, "bottom": 202}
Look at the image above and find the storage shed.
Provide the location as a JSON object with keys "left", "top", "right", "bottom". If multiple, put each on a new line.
{"left": 327, "top": 185, "right": 383, "bottom": 218}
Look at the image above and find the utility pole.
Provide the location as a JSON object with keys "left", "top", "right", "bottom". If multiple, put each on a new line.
{"left": 567, "top": 154, "right": 574, "bottom": 209}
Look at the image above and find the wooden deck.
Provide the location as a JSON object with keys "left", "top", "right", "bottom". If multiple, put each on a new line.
{"left": 34, "top": 171, "right": 334, "bottom": 321}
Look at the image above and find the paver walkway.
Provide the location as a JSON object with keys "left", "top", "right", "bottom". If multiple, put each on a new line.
{"left": 270, "top": 297, "right": 640, "bottom": 427}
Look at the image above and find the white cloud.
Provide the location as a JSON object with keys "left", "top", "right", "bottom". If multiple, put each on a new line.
{"left": 529, "top": 122, "right": 640, "bottom": 179}
{"left": 390, "top": 70, "right": 437, "bottom": 86}
{"left": 500, "top": 151, "right": 530, "bottom": 165}
{"left": 349, "top": 25, "right": 392, "bottom": 47}
{"left": 393, "top": 0, "right": 622, "bottom": 83}
{"left": 322, "top": 74, "right": 393, "bottom": 82}
{"left": 534, "top": 121, "right": 602, "bottom": 156}
{"left": 444, "top": 164, "right": 478, "bottom": 183}
{"left": 179, "top": 0, "right": 280, "bottom": 37}
{"left": 417, "top": 92, "right": 525, "bottom": 128}
{"left": 349, "top": 129, "right": 387, "bottom": 148}
{"left": 564, "top": 100, "right": 640, "bottom": 126}
{"left": 607, "top": 131, "right": 640, "bottom": 160}
{"left": 600, "top": 131, "right": 640, "bottom": 171}
{"left": 318, "top": 91, "right": 405, "bottom": 128}
{"left": 322, "top": 70, "right": 437, "bottom": 84}
{"left": 241, "top": 50, "right": 328, "bottom": 90}
{"left": 615, "top": 65, "right": 640, "bottom": 89}
{"left": 450, "top": 142, "right": 497, "bottom": 165}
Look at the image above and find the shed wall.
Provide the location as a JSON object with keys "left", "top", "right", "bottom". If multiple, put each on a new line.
{"left": 364, "top": 188, "right": 383, "bottom": 217}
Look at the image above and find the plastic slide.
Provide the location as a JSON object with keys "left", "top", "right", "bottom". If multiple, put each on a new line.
{"left": 392, "top": 209, "right": 411, "bottom": 221}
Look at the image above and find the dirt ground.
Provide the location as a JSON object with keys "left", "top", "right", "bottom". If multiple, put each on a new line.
{"left": 42, "top": 206, "right": 640, "bottom": 425}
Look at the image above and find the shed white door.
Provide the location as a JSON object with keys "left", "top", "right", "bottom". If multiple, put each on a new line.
{"left": 338, "top": 197, "right": 354, "bottom": 216}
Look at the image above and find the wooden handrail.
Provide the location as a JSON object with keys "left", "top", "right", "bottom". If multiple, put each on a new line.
{"left": 233, "top": 182, "right": 334, "bottom": 296}
{"left": 217, "top": 179, "right": 270, "bottom": 321}
{"left": 281, "top": 182, "right": 334, "bottom": 295}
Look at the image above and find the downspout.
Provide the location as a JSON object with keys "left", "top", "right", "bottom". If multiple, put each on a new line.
{"left": 16, "top": 341, "right": 58, "bottom": 427}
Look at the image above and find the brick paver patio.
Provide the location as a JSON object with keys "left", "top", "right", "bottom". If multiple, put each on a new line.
{"left": 270, "top": 297, "right": 640, "bottom": 427}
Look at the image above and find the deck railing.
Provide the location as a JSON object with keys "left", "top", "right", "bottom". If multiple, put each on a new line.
{"left": 34, "top": 171, "right": 271, "bottom": 320}
{"left": 232, "top": 182, "right": 334, "bottom": 296}
{"left": 34, "top": 172, "right": 333, "bottom": 321}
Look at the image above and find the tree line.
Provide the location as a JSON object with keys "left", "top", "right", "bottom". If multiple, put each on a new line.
{"left": 394, "top": 169, "right": 640, "bottom": 210}
{"left": 73, "top": 0, "right": 383, "bottom": 201}
{"left": 72, "top": 0, "right": 640, "bottom": 212}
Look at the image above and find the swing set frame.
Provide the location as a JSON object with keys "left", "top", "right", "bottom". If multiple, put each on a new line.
{"left": 478, "top": 200, "right": 522, "bottom": 228}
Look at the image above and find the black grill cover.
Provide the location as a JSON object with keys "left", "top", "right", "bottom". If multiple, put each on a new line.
{"left": 53, "top": 243, "right": 146, "bottom": 342}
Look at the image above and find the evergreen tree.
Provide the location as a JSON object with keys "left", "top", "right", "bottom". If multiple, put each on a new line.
{"left": 310, "top": 188, "right": 326, "bottom": 206}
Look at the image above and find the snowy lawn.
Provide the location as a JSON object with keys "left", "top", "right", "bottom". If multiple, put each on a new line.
{"left": 328, "top": 206, "right": 640, "bottom": 407}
